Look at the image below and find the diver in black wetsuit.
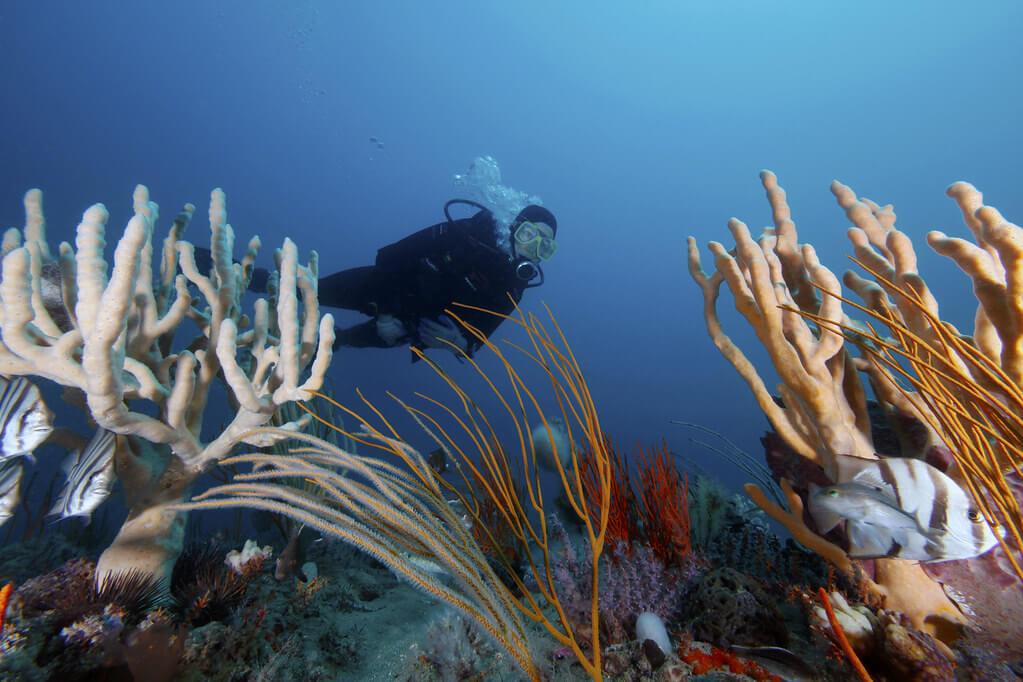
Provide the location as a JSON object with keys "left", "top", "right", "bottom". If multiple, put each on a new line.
{"left": 320, "top": 200, "right": 558, "bottom": 358}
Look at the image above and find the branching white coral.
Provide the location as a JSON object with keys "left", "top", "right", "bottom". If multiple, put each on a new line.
{"left": 0, "top": 185, "right": 334, "bottom": 585}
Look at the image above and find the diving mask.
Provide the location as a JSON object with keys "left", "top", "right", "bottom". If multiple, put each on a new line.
{"left": 513, "top": 221, "right": 558, "bottom": 261}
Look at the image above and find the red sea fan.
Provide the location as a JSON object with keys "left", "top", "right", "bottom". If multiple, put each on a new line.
{"left": 636, "top": 440, "right": 692, "bottom": 566}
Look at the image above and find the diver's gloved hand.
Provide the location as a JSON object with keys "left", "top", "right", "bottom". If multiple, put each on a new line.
{"left": 375, "top": 314, "right": 408, "bottom": 346}
{"left": 418, "top": 315, "right": 469, "bottom": 354}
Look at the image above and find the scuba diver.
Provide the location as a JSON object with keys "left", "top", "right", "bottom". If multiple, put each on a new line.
{"left": 319, "top": 200, "right": 558, "bottom": 359}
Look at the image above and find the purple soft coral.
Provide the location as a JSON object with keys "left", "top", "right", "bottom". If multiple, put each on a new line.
{"left": 599, "top": 542, "right": 700, "bottom": 644}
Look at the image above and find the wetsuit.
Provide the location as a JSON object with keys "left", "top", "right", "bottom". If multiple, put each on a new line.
{"left": 321, "top": 208, "right": 527, "bottom": 356}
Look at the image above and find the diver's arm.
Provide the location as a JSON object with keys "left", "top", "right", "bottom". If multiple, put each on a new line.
{"left": 317, "top": 265, "right": 381, "bottom": 313}
{"left": 333, "top": 320, "right": 393, "bottom": 349}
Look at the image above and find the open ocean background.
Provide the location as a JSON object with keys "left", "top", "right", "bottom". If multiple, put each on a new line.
{"left": 1, "top": 1, "right": 1021, "bottom": 520}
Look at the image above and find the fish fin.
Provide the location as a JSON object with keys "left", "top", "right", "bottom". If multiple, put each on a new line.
{"left": 849, "top": 469, "right": 899, "bottom": 500}
{"left": 838, "top": 457, "right": 906, "bottom": 503}
{"left": 833, "top": 453, "right": 883, "bottom": 482}
{"left": 47, "top": 498, "right": 67, "bottom": 519}
{"left": 843, "top": 467, "right": 907, "bottom": 502}
{"left": 918, "top": 535, "right": 952, "bottom": 562}
{"left": 60, "top": 449, "right": 81, "bottom": 474}
{"left": 55, "top": 508, "right": 89, "bottom": 524}
{"left": 47, "top": 478, "right": 74, "bottom": 519}
{"left": 846, "top": 521, "right": 894, "bottom": 558}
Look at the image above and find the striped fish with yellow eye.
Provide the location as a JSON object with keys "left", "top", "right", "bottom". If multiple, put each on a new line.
{"left": 808, "top": 454, "right": 1002, "bottom": 562}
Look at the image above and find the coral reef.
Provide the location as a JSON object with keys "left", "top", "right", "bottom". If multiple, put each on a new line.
{"left": 687, "top": 567, "right": 788, "bottom": 649}
{"left": 600, "top": 543, "right": 700, "bottom": 646}
{"left": 411, "top": 610, "right": 503, "bottom": 681}
{"left": 808, "top": 589, "right": 959, "bottom": 680}
{"left": 673, "top": 639, "right": 782, "bottom": 681}
{"left": 6, "top": 167, "right": 1006, "bottom": 678}
{"left": 0, "top": 186, "right": 334, "bottom": 586}
{"left": 0, "top": 532, "right": 396, "bottom": 680}
{"left": 1, "top": 558, "right": 187, "bottom": 680}
{"left": 688, "top": 171, "right": 1023, "bottom": 645}
{"left": 170, "top": 541, "right": 255, "bottom": 626}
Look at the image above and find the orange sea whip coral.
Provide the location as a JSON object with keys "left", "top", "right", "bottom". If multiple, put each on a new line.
{"left": 797, "top": 262, "right": 1023, "bottom": 583}
{"left": 177, "top": 303, "right": 614, "bottom": 681}
{"left": 0, "top": 583, "right": 13, "bottom": 632}
{"left": 818, "top": 588, "right": 872, "bottom": 682}
{"left": 410, "top": 302, "right": 614, "bottom": 678}
{"left": 686, "top": 171, "right": 1023, "bottom": 637}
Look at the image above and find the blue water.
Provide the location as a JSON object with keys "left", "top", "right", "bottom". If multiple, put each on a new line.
{"left": 1, "top": 1, "right": 1021, "bottom": 498}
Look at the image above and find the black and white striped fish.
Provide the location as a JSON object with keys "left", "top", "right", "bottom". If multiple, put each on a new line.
{"left": 0, "top": 375, "right": 53, "bottom": 460}
{"left": 49, "top": 428, "right": 117, "bottom": 523}
{"left": 808, "top": 454, "right": 1001, "bottom": 562}
{"left": 39, "top": 261, "right": 74, "bottom": 333}
{"left": 0, "top": 458, "right": 23, "bottom": 525}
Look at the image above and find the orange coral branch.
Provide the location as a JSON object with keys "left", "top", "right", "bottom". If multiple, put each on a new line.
{"left": 0, "top": 583, "right": 12, "bottom": 633}
{"left": 580, "top": 434, "right": 634, "bottom": 553}
{"left": 818, "top": 588, "right": 872, "bottom": 682}
{"left": 745, "top": 480, "right": 853, "bottom": 574}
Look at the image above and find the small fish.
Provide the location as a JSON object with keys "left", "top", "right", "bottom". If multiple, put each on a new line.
{"left": 427, "top": 447, "right": 447, "bottom": 475}
{"left": 49, "top": 428, "right": 117, "bottom": 523}
{"left": 0, "top": 458, "right": 23, "bottom": 526}
{"left": 446, "top": 498, "right": 473, "bottom": 532}
{"left": 6, "top": 246, "right": 75, "bottom": 333}
{"left": 809, "top": 454, "right": 1001, "bottom": 562}
{"left": 39, "top": 261, "right": 74, "bottom": 332}
{"left": 810, "top": 482, "right": 926, "bottom": 558}
{"left": 403, "top": 551, "right": 447, "bottom": 577}
{"left": 274, "top": 523, "right": 306, "bottom": 581}
{"left": 0, "top": 375, "right": 53, "bottom": 460}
